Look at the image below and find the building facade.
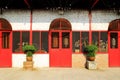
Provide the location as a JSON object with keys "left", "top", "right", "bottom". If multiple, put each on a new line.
{"left": 0, "top": 9, "right": 120, "bottom": 69}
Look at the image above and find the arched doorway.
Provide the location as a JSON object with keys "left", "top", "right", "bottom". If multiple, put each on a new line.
{"left": 108, "top": 19, "right": 120, "bottom": 67}
{"left": 0, "top": 18, "right": 12, "bottom": 67}
{"left": 49, "top": 18, "right": 72, "bottom": 67}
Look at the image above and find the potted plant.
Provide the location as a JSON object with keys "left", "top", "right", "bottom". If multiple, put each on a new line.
{"left": 84, "top": 44, "right": 98, "bottom": 61}
{"left": 22, "top": 44, "right": 37, "bottom": 61}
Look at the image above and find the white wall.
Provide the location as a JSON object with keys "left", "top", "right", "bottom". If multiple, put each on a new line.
{"left": 12, "top": 54, "right": 26, "bottom": 67}
{"left": 92, "top": 10, "right": 120, "bottom": 31}
{"left": 32, "top": 10, "right": 89, "bottom": 31}
{"left": 0, "top": 10, "right": 30, "bottom": 30}
{"left": 12, "top": 54, "right": 49, "bottom": 68}
{"left": 0, "top": 10, "right": 119, "bottom": 31}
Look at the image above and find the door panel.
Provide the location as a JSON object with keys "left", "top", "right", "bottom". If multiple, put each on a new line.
{"left": 109, "top": 32, "right": 120, "bottom": 67}
{"left": 51, "top": 32, "right": 59, "bottom": 48}
{"left": 61, "top": 32, "right": 72, "bottom": 67}
{"left": 49, "top": 31, "right": 72, "bottom": 67}
{"left": 0, "top": 32, "right": 12, "bottom": 67}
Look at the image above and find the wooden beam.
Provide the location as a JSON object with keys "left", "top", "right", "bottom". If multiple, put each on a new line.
{"left": 24, "top": 0, "right": 30, "bottom": 8}
{"left": 91, "top": 0, "right": 99, "bottom": 9}
{"left": 0, "top": 8, "right": 2, "bottom": 14}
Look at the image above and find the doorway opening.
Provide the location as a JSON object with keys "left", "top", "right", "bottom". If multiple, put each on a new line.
{"left": 49, "top": 18, "right": 72, "bottom": 67}
{"left": 0, "top": 18, "right": 12, "bottom": 67}
{"left": 108, "top": 19, "right": 120, "bottom": 67}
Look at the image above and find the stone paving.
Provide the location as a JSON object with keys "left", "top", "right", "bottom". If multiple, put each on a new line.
{"left": 0, "top": 68, "right": 120, "bottom": 80}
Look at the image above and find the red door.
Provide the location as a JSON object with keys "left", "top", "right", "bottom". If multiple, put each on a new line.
{"left": 109, "top": 32, "right": 120, "bottom": 67}
{"left": 0, "top": 31, "right": 12, "bottom": 67}
{"left": 49, "top": 30, "right": 72, "bottom": 67}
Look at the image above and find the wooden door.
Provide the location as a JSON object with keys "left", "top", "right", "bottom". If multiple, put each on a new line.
{"left": 0, "top": 31, "right": 12, "bottom": 67}
{"left": 109, "top": 32, "right": 120, "bottom": 67}
{"left": 49, "top": 30, "right": 72, "bottom": 67}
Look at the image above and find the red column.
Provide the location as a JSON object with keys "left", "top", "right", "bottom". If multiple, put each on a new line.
{"left": 89, "top": 10, "right": 92, "bottom": 45}
{"left": 118, "top": 20, "right": 120, "bottom": 30}
{"left": 30, "top": 9, "right": 32, "bottom": 45}
{"left": 0, "top": 23, "right": 1, "bottom": 29}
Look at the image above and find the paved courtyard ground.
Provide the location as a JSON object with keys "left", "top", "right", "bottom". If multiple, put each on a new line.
{"left": 0, "top": 68, "right": 120, "bottom": 80}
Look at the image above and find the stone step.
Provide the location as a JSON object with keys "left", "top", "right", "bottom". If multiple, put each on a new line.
{"left": 23, "top": 61, "right": 34, "bottom": 65}
{"left": 23, "top": 61, "right": 34, "bottom": 70}
{"left": 24, "top": 64, "right": 33, "bottom": 67}
{"left": 23, "top": 66, "right": 33, "bottom": 69}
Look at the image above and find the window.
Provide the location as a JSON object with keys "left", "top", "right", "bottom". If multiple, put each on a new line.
{"left": 110, "top": 33, "right": 118, "bottom": 48}
{"left": 81, "top": 32, "right": 89, "bottom": 52}
{"left": 22, "top": 32, "right": 29, "bottom": 45}
{"left": 100, "top": 32, "right": 108, "bottom": 52}
{"left": 41, "top": 32, "right": 48, "bottom": 52}
{"left": 51, "top": 32, "right": 59, "bottom": 48}
{"left": 2, "top": 32, "right": 10, "bottom": 48}
{"left": 72, "top": 31, "right": 107, "bottom": 53}
{"left": 62, "top": 32, "right": 70, "bottom": 48}
{"left": 72, "top": 31, "right": 89, "bottom": 53}
{"left": 50, "top": 18, "right": 71, "bottom": 30}
{"left": 12, "top": 32, "right": 20, "bottom": 52}
{"left": 92, "top": 32, "right": 99, "bottom": 46}
{"left": 12, "top": 31, "right": 30, "bottom": 52}
{"left": 72, "top": 32, "right": 80, "bottom": 52}
{"left": 92, "top": 31, "right": 108, "bottom": 52}
{"left": 13, "top": 31, "right": 48, "bottom": 53}
{"left": 32, "top": 32, "right": 40, "bottom": 51}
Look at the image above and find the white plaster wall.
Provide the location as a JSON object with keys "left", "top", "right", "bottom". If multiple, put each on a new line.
{"left": 91, "top": 23, "right": 109, "bottom": 31}
{"left": 72, "top": 23, "right": 89, "bottom": 31}
{"left": 92, "top": 10, "right": 120, "bottom": 31}
{"left": 0, "top": 10, "right": 120, "bottom": 31}
{"left": 12, "top": 54, "right": 49, "bottom": 68}
{"left": 32, "top": 10, "right": 89, "bottom": 31}
{"left": 12, "top": 54, "right": 26, "bottom": 67}
{"left": 33, "top": 54, "right": 49, "bottom": 68}
{"left": 0, "top": 10, "right": 30, "bottom": 30}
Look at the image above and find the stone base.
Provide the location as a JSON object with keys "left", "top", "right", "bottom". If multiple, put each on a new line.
{"left": 23, "top": 61, "right": 34, "bottom": 70}
{"left": 86, "top": 61, "right": 97, "bottom": 70}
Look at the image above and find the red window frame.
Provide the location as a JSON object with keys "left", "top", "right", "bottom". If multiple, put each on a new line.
{"left": 72, "top": 31, "right": 108, "bottom": 54}
{"left": 12, "top": 30, "right": 48, "bottom": 54}
{"left": 72, "top": 31, "right": 89, "bottom": 54}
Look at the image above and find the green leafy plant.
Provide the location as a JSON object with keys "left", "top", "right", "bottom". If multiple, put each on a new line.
{"left": 22, "top": 44, "right": 37, "bottom": 57}
{"left": 84, "top": 45, "right": 98, "bottom": 57}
